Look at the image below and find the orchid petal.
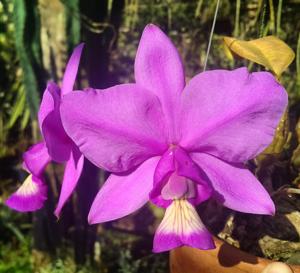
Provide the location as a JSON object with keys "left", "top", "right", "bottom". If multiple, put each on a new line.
{"left": 174, "top": 147, "right": 210, "bottom": 189}
{"left": 191, "top": 153, "right": 275, "bottom": 215}
{"left": 61, "top": 84, "right": 167, "bottom": 173}
{"left": 193, "top": 184, "right": 213, "bottom": 206}
{"left": 39, "top": 82, "right": 72, "bottom": 162}
{"left": 61, "top": 43, "right": 84, "bottom": 96}
{"left": 23, "top": 142, "right": 51, "bottom": 176}
{"left": 5, "top": 175, "right": 47, "bottom": 212}
{"left": 38, "top": 82, "right": 60, "bottom": 130}
{"left": 150, "top": 149, "right": 175, "bottom": 208}
{"left": 88, "top": 156, "right": 160, "bottom": 224}
{"left": 180, "top": 68, "right": 288, "bottom": 162}
{"left": 54, "top": 148, "right": 84, "bottom": 218}
{"left": 153, "top": 199, "right": 214, "bottom": 252}
{"left": 135, "top": 24, "right": 185, "bottom": 141}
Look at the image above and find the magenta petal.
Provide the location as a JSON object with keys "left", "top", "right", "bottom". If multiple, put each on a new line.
{"left": 88, "top": 156, "right": 160, "bottom": 224}
{"left": 61, "top": 84, "right": 168, "bottom": 173}
{"left": 191, "top": 153, "right": 275, "bottom": 215}
{"left": 153, "top": 200, "right": 215, "bottom": 252}
{"left": 150, "top": 149, "right": 175, "bottom": 208}
{"left": 135, "top": 24, "right": 185, "bottom": 141}
{"left": 174, "top": 147, "right": 210, "bottom": 188}
{"left": 192, "top": 184, "right": 212, "bottom": 206}
{"left": 39, "top": 82, "right": 72, "bottom": 162}
{"left": 5, "top": 175, "right": 47, "bottom": 212}
{"left": 54, "top": 148, "right": 84, "bottom": 218}
{"left": 23, "top": 142, "right": 51, "bottom": 176}
{"left": 180, "top": 68, "right": 288, "bottom": 162}
{"left": 153, "top": 232, "right": 214, "bottom": 253}
{"left": 174, "top": 148, "right": 212, "bottom": 204}
{"left": 38, "top": 82, "right": 60, "bottom": 130}
{"left": 61, "top": 43, "right": 84, "bottom": 96}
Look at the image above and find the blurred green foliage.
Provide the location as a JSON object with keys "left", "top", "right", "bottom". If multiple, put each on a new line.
{"left": 13, "top": 0, "right": 40, "bottom": 116}
{"left": 0, "top": 204, "right": 32, "bottom": 273}
{"left": 0, "top": 1, "right": 31, "bottom": 157}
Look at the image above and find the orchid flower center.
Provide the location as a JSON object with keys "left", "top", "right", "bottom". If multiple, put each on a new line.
{"left": 154, "top": 150, "right": 210, "bottom": 246}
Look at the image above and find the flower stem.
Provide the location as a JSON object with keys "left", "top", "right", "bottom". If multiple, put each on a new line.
{"left": 203, "top": 0, "right": 220, "bottom": 71}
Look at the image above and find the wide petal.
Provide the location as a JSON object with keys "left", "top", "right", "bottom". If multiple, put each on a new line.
{"left": 153, "top": 199, "right": 214, "bottom": 252}
{"left": 88, "top": 156, "right": 160, "bottom": 224}
{"left": 61, "top": 84, "right": 168, "bottom": 173}
{"left": 180, "top": 68, "right": 288, "bottom": 162}
{"left": 61, "top": 43, "right": 84, "bottom": 96}
{"left": 191, "top": 153, "right": 275, "bottom": 215}
{"left": 54, "top": 148, "right": 84, "bottom": 218}
{"left": 23, "top": 142, "right": 51, "bottom": 176}
{"left": 5, "top": 175, "right": 47, "bottom": 212}
{"left": 135, "top": 24, "right": 185, "bottom": 141}
{"left": 38, "top": 82, "right": 72, "bottom": 162}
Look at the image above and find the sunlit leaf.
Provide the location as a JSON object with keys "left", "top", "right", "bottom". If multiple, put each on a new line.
{"left": 6, "top": 87, "right": 26, "bottom": 129}
{"left": 13, "top": 0, "right": 40, "bottom": 116}
{"left": 20, "top": 107, "right": 31, "bottom": 130}
{"left": 224, "top": 36, "right": 295, "bottom": 78}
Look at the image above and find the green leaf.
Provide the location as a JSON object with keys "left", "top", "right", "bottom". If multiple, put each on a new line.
{"left": 20, "top": 106, "right": 30, "bottom": 130}
{"left": 63, "top": 0, "right": 81, "bottom": 47}
{"left": 13, "top": 0, "right": 40, "bottom": 116}
{"left": 6, "top": 87, "right": 26, "bottom": 129}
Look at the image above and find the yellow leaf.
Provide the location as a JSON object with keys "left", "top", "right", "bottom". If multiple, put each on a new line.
{"left": 224, "top": 36, "right": 295, "bottom": 78}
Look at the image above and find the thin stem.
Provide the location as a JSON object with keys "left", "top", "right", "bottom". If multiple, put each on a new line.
{"left": 167, "top": 0, "right": 172, "bottom": 31}
{"left": 194, "top": 0, "right": 204, "bottom": 18}
{"left": 233, "top": 0, "right": 240, "bottom": 37}
{"left": 276, "top": 0, "right": 283, "bottom": 36}
{"left": 203, "top": 0, "right": 220, "bottom": 71}
{"left": 259, "top": 1, "right": 267, "bottom": 37}
{"left": 269, "top": 0, "right": 275, "bottom": 33}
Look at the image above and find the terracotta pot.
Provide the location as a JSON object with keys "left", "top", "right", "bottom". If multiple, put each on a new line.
{"left": 170, "top": 237, "right": 300, "bottom": 273}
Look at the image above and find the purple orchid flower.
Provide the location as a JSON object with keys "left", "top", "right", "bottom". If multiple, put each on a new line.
{"left": 60, "top": 25, "right": 288, "bottom": 252}
{"left": 6, "top": 44, "right": 85, "bottom": 217}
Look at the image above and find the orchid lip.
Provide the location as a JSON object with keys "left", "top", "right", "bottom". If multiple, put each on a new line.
{"left": 5, "top": 175, "right": 47, "bottom": 212}
{"left": 16, "top": 175, "right": 38, "bottom": 196}
{"left": 153, "top": 198, "right": 215, "bottom": 252}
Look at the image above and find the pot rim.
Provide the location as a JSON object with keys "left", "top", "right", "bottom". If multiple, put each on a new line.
{"left": 170, "top": 236, "right": 300, "bottom": 273}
